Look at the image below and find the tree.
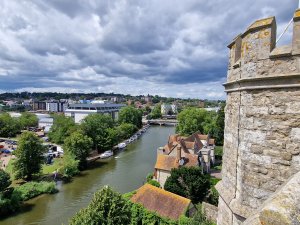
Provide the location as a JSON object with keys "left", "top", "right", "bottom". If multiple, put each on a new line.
{"left": 80, "top": 114, "right": 115, "bottom": 152}
{"left": 54, "top": 153, "right": 79, "bottom": 179}
{"left": 48, "top": 115, "right": 76, "bottom": 144}
{"left": 0, "top": 169, "right": 11, "bottom": 192}
{"left": 115, "top": 123, "right": 138, "bottom": 141}
{"left": 149, "top": 104, "right": 161, "bottom": 119}
{"left": 164, "top": 167, "right": 211, "bottom": 204}
{"left": 0, "top": 113, "right": 21, "bottom": 137}
{"left": 176, "top": 108, "right": 209, "bottom": 136}
{"left": 13, "top": 132, "right": 46, "bottom": 180}
{"left": 69, "top": 186, "right": 131, "bottom": 225}
{"left": 63, "top": 131, "right": 93, "bottom": 170}
{"left": 118, "top": 106, "right": 142, "bottom": 128}
{"left": 213, "top": 103, "right": 225, "bottom": 146}
{"left": 19, "top": 112, "right": 38, "bottom": 129}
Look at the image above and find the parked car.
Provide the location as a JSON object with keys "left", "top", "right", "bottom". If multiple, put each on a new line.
{"left": 1, "top": 149, "right": 11, "bottom": 154}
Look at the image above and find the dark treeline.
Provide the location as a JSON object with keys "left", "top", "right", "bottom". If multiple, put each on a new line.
{"left": 0, "top": 92, "right": 225, "bottom": 107}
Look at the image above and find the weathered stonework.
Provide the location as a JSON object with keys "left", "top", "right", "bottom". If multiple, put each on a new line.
{"left": 216, "top": 9, "right": 300, "bottom": 225}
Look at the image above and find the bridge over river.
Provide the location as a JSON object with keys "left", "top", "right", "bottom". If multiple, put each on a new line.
{"left": 144, "top": 119, "right": 178, "bottom": 126}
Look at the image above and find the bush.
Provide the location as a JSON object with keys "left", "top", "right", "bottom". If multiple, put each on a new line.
{"left": 164, "top": 167, "right": 211, "bottom": 204}
{"left": 0, "top": 169, "right": 11, "bottom": 192}
{"left": 146, "top": 173, "right": 153, "bottom": 182}
{"left": 147, "top": 179, "right": 160, "bottom": 188}
{"left": 69, "top": 186, "right": 131, "bottom": 225}
{"left": 14, "top": 181, "right": 58, "bottom": 201}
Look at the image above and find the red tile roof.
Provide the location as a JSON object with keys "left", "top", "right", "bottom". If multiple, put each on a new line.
{"left": 131, "top": 184, "right": 191, "bottom": 220}
{"left": 155, "top": 154, "right": 199, "bottom": 171}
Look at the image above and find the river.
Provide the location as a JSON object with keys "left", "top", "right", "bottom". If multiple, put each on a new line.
{"left": 0, "top": 126, "right": 175, "bottom": 225}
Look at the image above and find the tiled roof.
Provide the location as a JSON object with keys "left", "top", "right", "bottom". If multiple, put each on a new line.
{"left": 155, "top": 154, "right": 199, "bottom": 171}
{"left": 131, "top": 183, "right": 191, "bottom": 220}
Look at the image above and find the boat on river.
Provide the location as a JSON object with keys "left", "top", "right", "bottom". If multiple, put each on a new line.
{"left": 100, "top": 150, "right": 113, "bottom": 159}
{"left": 118, "top": 142, "right": 127, "bottom": 149}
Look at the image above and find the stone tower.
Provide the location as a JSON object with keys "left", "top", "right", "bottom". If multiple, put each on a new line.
{"left": 216, "top": 9, "right": 300, "bottom": 225}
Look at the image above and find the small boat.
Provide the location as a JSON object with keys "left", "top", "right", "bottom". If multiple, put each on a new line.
{"left": 118, "top": 142, "right": 127, "bottom": 149}
{"left": 100, "top": 150, "right": 113, "bottom": 159}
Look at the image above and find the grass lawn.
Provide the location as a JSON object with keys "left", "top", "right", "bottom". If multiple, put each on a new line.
{"left": 42, "top": 158, "right": 63, "bottom": 174}
{"left": 5, "top": 158, "right": 15, "bottom": 178}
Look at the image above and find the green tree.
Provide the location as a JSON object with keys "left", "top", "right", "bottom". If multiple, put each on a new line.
{"left": 69, "top": 186, "right": 131, "bottom": 225}
{"left": 176, "top": 108, "right": 209, "bottom": 136}
{"left": 118, "top": 106, "right": 142, "bottom": 128}
{"left": 0, "top": 113, "right": 21, "bottom": 137}
{"left": 13, "top": 132, "right": 46, "bottom": 180}
{"left": 164, "top": 167, "right": 211, "bottom": 204}
{"left": 19, "top": 112, "right": 38, "bottom": 129}
{"left": 54, "top": 153, "right": 79, "bottom": 178}
{"left": 48, "top": 115, "right": 76, "bottom": 144}
{"left": 213, "top": 103, "right": 225, "bottom": 146}
{"left": 149, "top": 104, "right": 162, "bottom": 119}
{"left": 0, "top": 169, "right": 11, "bottom": 192}
{"left": 81, "top": 114, "right": 115, "bottom": 152}
{"left": 63, "top": 131, "right": 93, "bottom": 170}
{"left": 115, "top": 123, "right": 138, "bottom": 141}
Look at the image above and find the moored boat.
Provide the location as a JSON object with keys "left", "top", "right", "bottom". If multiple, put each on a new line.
{"left": 100, "top": 150, "right": 113, "bottom": 159}
{"left": 118, "top": 142, "right": 127, "bottom": 149}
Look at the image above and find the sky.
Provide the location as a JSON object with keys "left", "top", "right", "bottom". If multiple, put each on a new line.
{"left": 0, "top": 0, "right": 297, "bottom": 99}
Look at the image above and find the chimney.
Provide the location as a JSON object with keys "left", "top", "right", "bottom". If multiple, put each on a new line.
{"left": 176, "top": 145, "right": 182, "bottom": 162}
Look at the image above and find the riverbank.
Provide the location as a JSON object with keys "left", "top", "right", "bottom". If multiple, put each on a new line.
{"left": 0, "top": 126, "right": 175, "bottom": 225}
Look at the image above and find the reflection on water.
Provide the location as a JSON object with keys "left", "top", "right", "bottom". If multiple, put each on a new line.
{"left": 0, "top": 126, "right": 175, "bottom": 225}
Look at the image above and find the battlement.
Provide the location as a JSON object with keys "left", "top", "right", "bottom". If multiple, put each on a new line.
{"left": 217, "top": 10, "right": 300, "bottom": 225}
{"left": 225, "top": 9, "right": 300, "bottom": 86}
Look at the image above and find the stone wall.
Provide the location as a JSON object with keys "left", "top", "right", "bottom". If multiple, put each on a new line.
{"left": 202, "top": 202, "right": 218, "bottom": 223}
{"left": 243, "top": 171, "right": 300, "bottom": 225}
{"left": 216, "top": 9, "right": 300, "bottom": 225}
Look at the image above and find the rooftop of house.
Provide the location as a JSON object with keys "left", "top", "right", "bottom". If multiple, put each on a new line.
{"left": 162, "top": 132, "right": 216, "bottom": 155}
{"left": 155, "top": 153, "right": 199, "bottom": 171}
{"left": 131, "top": 183, "right": 191, "bottom": 220}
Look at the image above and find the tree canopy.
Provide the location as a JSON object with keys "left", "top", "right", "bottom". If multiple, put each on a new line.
{"left": 115, "top": 123, "right": 138, "bottom": 141}
{"left": 176, "top": 108, "right": 209, "bottom": 136}
{"left": 149, "top": 104, "right": 161, "bottom": 119}
{"left": 64, "top": 131, "right": 93, "bottom": 170}
{"left": 164, "top": 167, "right": 211, "bottom": 204}
{"left": 0, "top": 169, "right": 11, "bottom": 192}
{"left": 69, "top": 186, "right": 131, "bottom": 225}
{"left": 48, "top": 115, "right": 76, "bottom": 144}
{"left": 118, "top": 106, "right": 142, "bottom": 128}
{"left": 19, "top": 112, "right": 38, "bottom": 129}
{"left": 80, "top": 114, "right": 115, "bottom": 152}
{"left": 0, "top": 113, "right": 21, "bottom": 137}
{"left": 13, "top": 132, "right": 46, "bottom": 180}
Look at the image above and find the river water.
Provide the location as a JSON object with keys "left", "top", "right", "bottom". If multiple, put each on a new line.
{"left": 0, "top": 126, "right": 175, "bottom": 225}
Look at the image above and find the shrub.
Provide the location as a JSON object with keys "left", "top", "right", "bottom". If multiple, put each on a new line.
{"left": 69, "top": 186, "right": 131, "bottom": 225}
{"left": 146, "top": 173, "right": 153, "bottom": 182}
{"left": 14, "top": 181, "right": 58, "bottom": 201}
{"left": 147, "top": 179, "right": 160, "bottom": 188}
{"left": 164, "top": 167, "right": 211, "bottom": 204}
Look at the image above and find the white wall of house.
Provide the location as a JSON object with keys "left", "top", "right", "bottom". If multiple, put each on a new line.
{"left": 156, "top": 169, "right": 171, "bottom": 188}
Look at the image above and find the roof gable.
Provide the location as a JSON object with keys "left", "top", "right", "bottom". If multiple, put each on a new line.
{"left": 131, "top": 184, "right": 191, "bottom": 220}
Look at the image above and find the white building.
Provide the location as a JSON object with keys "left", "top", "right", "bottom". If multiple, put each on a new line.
{"left": 46, "top": 101, "right": 68, "bottom": 112}
{"left": 38, "top": 117, "right": 54, "bottom": 133}
{"left": 161, "top": 104, "right": 177, "bottom": 115}
{"left": 46, "top": 102, "right": 59, "bottom": 112}
{"left": 65, "top": 103, "right": 125, "bottom": 123}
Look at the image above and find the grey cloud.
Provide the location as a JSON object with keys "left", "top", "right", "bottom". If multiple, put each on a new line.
{"left": 0, "top": 0, "right": 297, "bottom": 98}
